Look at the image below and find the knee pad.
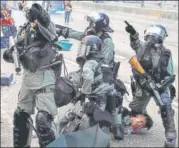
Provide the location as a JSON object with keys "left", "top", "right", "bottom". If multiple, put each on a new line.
{"left": 13, "top": 107, "right": 32, "bottom": 147}
{"left": 36, "top": 110, "right": 55, "bottom": 147}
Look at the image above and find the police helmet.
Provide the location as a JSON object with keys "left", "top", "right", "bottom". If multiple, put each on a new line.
{"left": 86, "top": 12, "right": 113, "bottom": 33}
{"left": 76, "top": 35, "right": 102, "bottom": 64}
{"left": 144, "top": 24, "right": 168, "bottom": 43}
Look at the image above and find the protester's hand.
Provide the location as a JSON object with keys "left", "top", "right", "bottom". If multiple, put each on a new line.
{"left": 124, "top": 20, "right": 137, "bottom": 35}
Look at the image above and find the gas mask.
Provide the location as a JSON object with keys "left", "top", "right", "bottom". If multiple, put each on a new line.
{"left": 145, "top": 35, "right": 159, "bottom": 48}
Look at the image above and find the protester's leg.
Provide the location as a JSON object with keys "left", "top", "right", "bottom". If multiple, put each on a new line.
{"left": 64, "top": 11, "right": 67, "bottom": 24}
{"left": 66, "top": 12, "right": 70, "bottom": 26}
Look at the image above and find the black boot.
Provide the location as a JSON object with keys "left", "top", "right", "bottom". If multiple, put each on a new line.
{"left": 161, "top": 105, "right": 176, "bottom": 148}
{"left": 113, "top": 124, "right": 124, "bottom": 140}
{"left": 13, "top": 107, "right": 32, "bottom": 148}
{"left": 36, "top": 111, "right": 56, "bottom": 147}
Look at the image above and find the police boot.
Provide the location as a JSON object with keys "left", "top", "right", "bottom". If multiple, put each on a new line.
{"left": 36, "top": 110, "right": 56, "bottom": 147}
{"left": 113, "top": 113, "right": 124, "bottom": 140}
{"left": 107, "top": 93, "right": 124, "bottom": 140}
{"left": 13, "top": 107, "right": 32, "bottom": 148}
{"left": 161, "top": 106, "right": 177, "bottom": 148}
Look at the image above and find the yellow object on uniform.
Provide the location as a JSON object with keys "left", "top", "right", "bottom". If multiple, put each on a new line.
{"left": 129, "top": 56, "right": 145, "bottom": 74}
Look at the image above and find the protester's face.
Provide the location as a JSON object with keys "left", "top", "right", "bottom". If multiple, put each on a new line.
{"left": 131, "top": 115, "right": 147, "bottom": 132}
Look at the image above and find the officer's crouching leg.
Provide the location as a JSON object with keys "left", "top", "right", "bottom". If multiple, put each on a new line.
{"left": 36, "top": 110, "right": 55, "bottom": 147}
{"left": 13, "top": 107, "right": 33, "bottom": 148}
{"left": 129, "top": 87, "right": 153, "bottom": 130}
{"left": 106, "top": 93, "right": 124, "bottom": 140}
{"left": 160, "top": 91, "right": 177, "bottom": 148}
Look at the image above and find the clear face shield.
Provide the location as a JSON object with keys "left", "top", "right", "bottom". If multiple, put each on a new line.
{"left": 84, "top": 12, "right": 102, "bottom": 29}
{"left": 144, "top": 26, "right": 167, "bottom": 44}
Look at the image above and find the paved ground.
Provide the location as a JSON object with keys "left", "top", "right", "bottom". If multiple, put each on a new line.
{"left": 1, "top": 6, "right": 178, "bottom": 147}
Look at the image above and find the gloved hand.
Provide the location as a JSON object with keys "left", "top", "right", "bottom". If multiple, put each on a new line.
{"left": 71, "top": 92, "right": 86, "bottom": 104}
{"left": 26, "top": 6, "right": 40, "bottom": 22}
{"left": 139, "top": 78, "right": 151, "bottom": 92}
{"left": 27, "top": 3, "right": 50, "bottom": 27}
{"left": 124, "top": 20, "right": 137, "bottom": 36}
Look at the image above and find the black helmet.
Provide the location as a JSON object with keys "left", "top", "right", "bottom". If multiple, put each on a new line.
{"left": 76, "top": 35, "right": 102, "bottom": 64}
{"left": 144, "top": 24, "right": 168, "bottom": 44}
{"left": 86, "top": 12, "right": 113, "bottom": 33}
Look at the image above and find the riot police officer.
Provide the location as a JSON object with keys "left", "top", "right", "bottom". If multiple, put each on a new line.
{"left": 3, "top": 3, "right": 58, "bottom": 147}
{"left": 59, "top": 35, "right": 124, "bottom": 140}
{"left": 57, "top": 12, "right": 125, "bottom": 140}
{"left": 56, "top": 11, "right": 115, "bottom": 67}
{"left": 125, "top": 22, "right": 177, "bottom": 147}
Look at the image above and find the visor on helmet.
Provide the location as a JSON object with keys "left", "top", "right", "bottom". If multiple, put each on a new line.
{"left": 144, "top": 26, "right": 167, "bottom": 42}
{"left": 86, "top": 12, "right": 102, "bottom": 23}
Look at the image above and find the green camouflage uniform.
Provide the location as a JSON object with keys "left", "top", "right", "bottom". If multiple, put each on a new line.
{"left": 16, "top": 21, "right": 58, "bottom": 117}
{"left": 129, "top": 33, "right": 174, "bottom": 113}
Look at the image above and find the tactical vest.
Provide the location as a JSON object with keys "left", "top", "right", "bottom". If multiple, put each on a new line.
{"left": 17, "top": 23, "right": 56, "bottom": 73}
{"left": 90, "top": 58, "right": 113, "bottom": 90}
{"left": 139, "top": 45, "right": 171, "bottom": 82}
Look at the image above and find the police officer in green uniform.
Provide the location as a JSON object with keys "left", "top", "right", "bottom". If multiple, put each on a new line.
{"left": 59, "top": 35, "right": 124, "bottom": 140}
{"left": 57, "top": 12, "right": 125, "bottom": 140}
{"left": 56, "top": 12, "right": 115, "bottom": 67}
{"left": 3, "top": 3, "right": 58, "bottom": 147}
{"left": 125, "top": 22, "right": 177, "bottom": 147}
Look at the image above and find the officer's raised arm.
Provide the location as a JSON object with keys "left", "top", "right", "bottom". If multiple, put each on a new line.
{"left": 26, "top": 3, "right": 57, "bottom": 42}
{"left": 124, "top": 21, "right": 144, "bottom": 54}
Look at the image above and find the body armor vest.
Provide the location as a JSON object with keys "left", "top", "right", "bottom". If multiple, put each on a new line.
{"left": 17, "top": 23, "right": 56, "bottom": 72}
{"left": 138, "top": 45, "right": 171, "bottom": 82}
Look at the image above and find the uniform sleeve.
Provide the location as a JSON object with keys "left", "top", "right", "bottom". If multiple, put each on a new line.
{"left": 38, "top": 21, "right": 57, "bottom": 42}
{"left": 101, "top": 38, "right": 115, "bottom": 65}
{"left": 81, "top": 60, "right": 98, "bottom": 94}
{"left": 160, "top": 49, "right": 173, "bottom": 80}
{"left": 67, "top": 28, "right": 85, "bottom": 41}
{"left": 167, "top": 56, "right": 174, "bottom": 75}
{"left": 130, "top": 33, "right": 145, "bottom": 56}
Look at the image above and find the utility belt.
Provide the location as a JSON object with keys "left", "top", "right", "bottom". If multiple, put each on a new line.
{"left": 36, "top": 86, "right": 54, "bottom": 94}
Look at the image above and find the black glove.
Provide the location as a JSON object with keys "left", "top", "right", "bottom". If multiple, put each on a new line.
{"left": 124, "top": 20, "right": 137, "bottom": 36}
{"left": 27, "top": 3, "right": 50, "bottom": 27}
{"left": 139, "top": 78, "right": 151, "bottom": 92}
{"left": 26, "top": 7, "right": 40, "bottom": 22}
